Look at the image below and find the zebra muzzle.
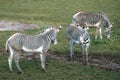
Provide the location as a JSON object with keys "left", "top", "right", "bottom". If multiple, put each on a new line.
{"left": 52, "top": 40, "right": 57, "bottom": 45}
{"left": 80, "top": 37, "right": 84, "bottom": 44}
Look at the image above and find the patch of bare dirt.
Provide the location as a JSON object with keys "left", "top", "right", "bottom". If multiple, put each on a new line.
{"left": 0, "top": 20, "right": 39, "bottom": 31}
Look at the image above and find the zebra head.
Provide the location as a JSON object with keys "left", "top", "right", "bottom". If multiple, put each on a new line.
{"left": 48, "top": 26, "right": 62, "bottom": 45}
{"left": 76, "top": 23, "right": 89, "bottom": 30}
{"left": 77, "top": 23, "right": 89, "bottom": 44}
{"left": 105, "top": 23, "right": 113, "bottom": 39}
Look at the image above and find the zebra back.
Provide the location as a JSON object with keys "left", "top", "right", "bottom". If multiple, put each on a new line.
{"left": 72, "top": 12, "right": 111, "bottom": 28}
{"left": 6, "top": 26, "right": 61, "bottom": 51}
{"left": 66, "top": 23, "right": 90, "bottom": 44}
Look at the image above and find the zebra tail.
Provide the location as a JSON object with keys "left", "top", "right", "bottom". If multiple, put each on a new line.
{"left": 4, "top": 40, "right": 9, "bottom": 55}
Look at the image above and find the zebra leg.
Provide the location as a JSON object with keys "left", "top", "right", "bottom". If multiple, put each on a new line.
{"left": 8, "top": 45, "right": 14, "bottom": 72}
{"left": 14, "top": 52, "right": 23, "bottom": 74}
{"left": 40, "top": 53, "right": 47, "bottom": 72}
{"left": 81, "top": 45, "right": 86, "bottom": 64}
{"left": 95, "top": 28, "right": 99, "bottom": 39}
{"left": 85, "top": 45, "right": 89, "bottom": 65}
{"left": 99, "top": 28, "right": 102, "bottom": 39}
{"left": 69, "top": 40, "right": 74, "bottom": 60}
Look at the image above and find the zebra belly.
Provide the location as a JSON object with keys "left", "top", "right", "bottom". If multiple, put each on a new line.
{"left": 85, "top": 21, "right": 101, "bottom": 27}
{"left": 22, "top": 46, "right": 43, "bottom": 53}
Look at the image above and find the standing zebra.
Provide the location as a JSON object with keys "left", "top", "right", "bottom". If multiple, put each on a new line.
{"left": 72, "top": 12, "right": 113, "bottom": 39}
{"left": 66, "top": 23, "right": 90, "bottom": 64}
{"left": 5, "top": 26, "right": 61, "bottom": 74}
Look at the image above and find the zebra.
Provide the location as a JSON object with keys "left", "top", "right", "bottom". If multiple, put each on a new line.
{"left": 66, "top": 23, "right": 90, "bottom": 65}
{"left": 72, "top": 12, "right": 113, "bottom": 39}
{"left": 5, "top": 26, "right": 61, "bottom": 74}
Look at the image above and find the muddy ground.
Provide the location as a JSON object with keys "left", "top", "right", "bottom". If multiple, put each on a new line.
{"left": 1, "top": 48, "right": 120, "bottom": 72}
{"left": 0, "top": 20, "right": 120, "bottom": 71}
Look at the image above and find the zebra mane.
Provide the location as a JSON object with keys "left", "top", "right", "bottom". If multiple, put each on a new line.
{"left": 41, "top": 26, "right": 54, "bottom": 35}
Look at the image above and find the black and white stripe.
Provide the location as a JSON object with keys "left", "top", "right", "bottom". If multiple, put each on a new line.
{"left": 66, "top": 23, "right": 90, "bottom": 64}
{"left": 5, "top": 26, "right": 61, "bottom": 73}
{"left": 72, "top": 12, "right": 113, "bottom": 39}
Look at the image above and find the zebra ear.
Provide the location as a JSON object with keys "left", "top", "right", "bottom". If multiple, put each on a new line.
{"left": 56, "top": 26, "right": 62, "bottom": 32}
{"left": 58, "top": 26, "right": 62, "bottom": 30}
{"left": 76, "top": 24, "right": 80, "bottom": 26}
{"left": 110, "top": 23, "right": 114, "bottom": 27}
{"left": 79, "top": 23, "right": 89, "bottom": 30}
{"left": 85, "top": 27, "right": 89, "bottom": 30}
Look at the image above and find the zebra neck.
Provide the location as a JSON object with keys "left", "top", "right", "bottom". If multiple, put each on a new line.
{"left": 104, "top": 20, "right": 110, "bottom": 28}
{"left": 103, "top": 16, "right": 110, "bottom": 28}
{"left": 42, "top": 29, "right": 54, "bottom": 43}
{"left": 46, "top": 34, "right": 52, "bottom": 42}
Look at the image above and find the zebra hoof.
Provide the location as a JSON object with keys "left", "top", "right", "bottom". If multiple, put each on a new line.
{"left": 70, "top": 58, "right": 73, "bottom": 61}
{"left": 17, "top": 71, "right": 24, "bottom": 74}
{"left": 10, "top": 71, "right": 13, "bottom": 73}
{"left": 70, "top": 56, "right": 75, "bottom": 61}
{"left": 42, "top": 68, "right": 47, "bottom": 73}
{"left": 83, "top": 62, "right": 88, "bottom": 65}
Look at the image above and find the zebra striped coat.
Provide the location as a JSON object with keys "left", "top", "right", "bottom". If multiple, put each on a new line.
{"left": 66, "top": 23, "right": 90, "bottom": 64}
{"left": 72, "top": 12, "right": 113, "bottom": 39}
{"left": 5, "top": 26, "right": 61, "bottom": 73}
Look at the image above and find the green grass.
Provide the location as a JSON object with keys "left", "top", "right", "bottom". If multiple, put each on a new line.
{"left": 0, "top": 0, "right": 120, "bottom": 55}
{"left": 0, "top": 0, "right": 120, "bottom": 80}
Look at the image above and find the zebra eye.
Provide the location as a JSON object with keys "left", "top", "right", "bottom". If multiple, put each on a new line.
{"left": 106, "top": 31, "right": 110, "bottom": 34}
{"left": 83, "top": 27, "right": 85, "bottom": 29}
{"left": 76, "top": 24, "right": 79, "bottom": 26}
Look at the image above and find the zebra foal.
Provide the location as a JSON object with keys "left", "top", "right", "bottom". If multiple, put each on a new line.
{"left": 5, "top": 26, "right": 61, "bottom": 73}
{"left": 72, "top": 12, "right": 113, "bottom": 39}
{"left": 66, "top": 23, "right": 90, "bottom": 64}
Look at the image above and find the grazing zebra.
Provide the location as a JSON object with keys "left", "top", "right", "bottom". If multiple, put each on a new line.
{"left": 5, "top": 26, "right": 61, "bottom": 74}
{"left": 66, "top": 23, "right": 90, "bottom": 64}
{"left": 72, "top": 12, "right": 113, "bottom": 39}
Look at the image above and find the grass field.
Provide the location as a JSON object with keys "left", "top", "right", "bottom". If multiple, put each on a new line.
{"left": 0, "top": 0, "right": 120, "bottom": 80}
